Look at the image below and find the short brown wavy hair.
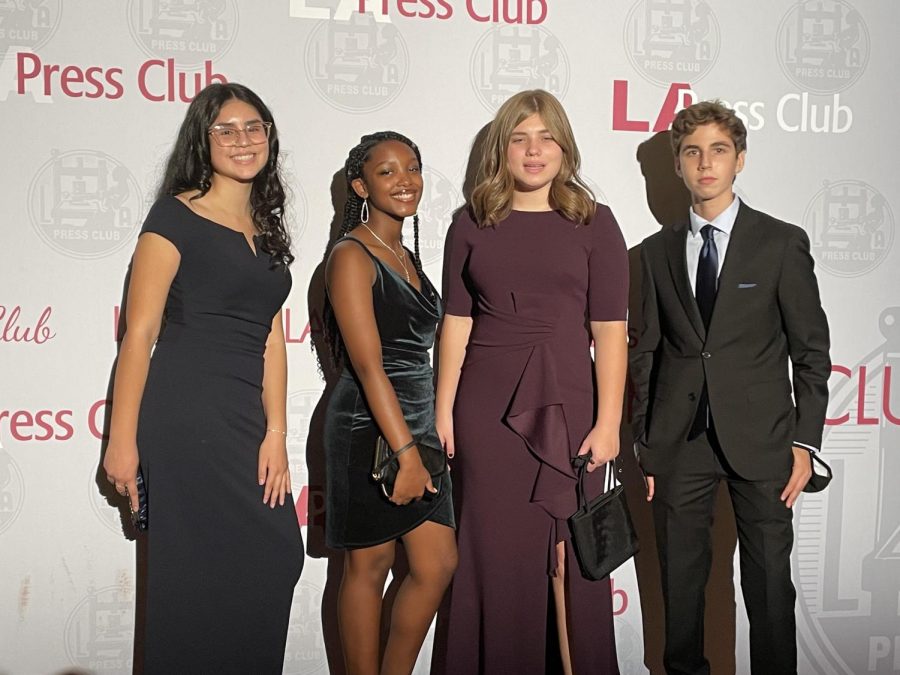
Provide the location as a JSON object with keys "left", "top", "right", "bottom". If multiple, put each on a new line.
{"left": 470, "top": 89, "right": 595, "bottom": 228}
{"left": 670, "top": 100, "right": 747, "bottom": 156}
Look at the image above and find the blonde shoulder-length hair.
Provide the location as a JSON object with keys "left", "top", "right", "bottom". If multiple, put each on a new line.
{"left": 470, "top": 89, "right": 595, "bottom": 228}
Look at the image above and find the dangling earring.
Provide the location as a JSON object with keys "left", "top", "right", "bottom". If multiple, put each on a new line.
{"left": 360, "top": 198, "right": 370, "bottom": 224}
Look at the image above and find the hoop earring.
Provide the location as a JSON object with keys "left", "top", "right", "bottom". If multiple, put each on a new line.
{"left": 361, "top": 199, "right": 369, "bottom": 224}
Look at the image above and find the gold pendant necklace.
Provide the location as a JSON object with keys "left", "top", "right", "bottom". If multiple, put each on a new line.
{"left": 360, "top": 223, "right": 410, "bottom": 283}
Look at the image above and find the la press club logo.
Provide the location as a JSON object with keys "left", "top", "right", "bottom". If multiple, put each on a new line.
{"left": 0, "top": 0, "right": 61, "bottom": 53}
{"left": 305, "top": 11, "right": 410, "bottom": 114}
{"left": 127, "top": 0, "right": 239, "bottom": 67}
{"left": 623, "top": 0, "right": 720, "bottom": 87}
{"left": 470, "top": 24, "right": 569, "bottom": 112}
{"left": 804, "top": 180, "right": 893, "bottom": 278}
{"left": 64, "top": 582, "right": 135, "bottom": 674}
{"left": 795, "top": 307, "right": 900, "bottom": 675}
{"left": 283, "top": 580, "right": 328, "bottom": 674}
{"left": 0, "top": 443, "right": 25, "bottom": 536}
{"left": 776, "top": 0, "right": 869, "bottom": 95}
{"left": 414, "top": 165, "right": 461, "bottom": 265}
{"left": 27, "top": 150, "right": 143, "bottom": 259}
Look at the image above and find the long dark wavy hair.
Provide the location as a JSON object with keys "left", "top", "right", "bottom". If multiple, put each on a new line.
{"left": 157, "top": 82, "right": 294, "bottom": 265}
{"left": 322, "top": 131, "right": 425, "bottom": 369}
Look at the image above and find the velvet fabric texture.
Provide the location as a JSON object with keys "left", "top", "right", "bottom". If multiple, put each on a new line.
{"left": 324, "top": 237, "right": 454, "bottom": 549}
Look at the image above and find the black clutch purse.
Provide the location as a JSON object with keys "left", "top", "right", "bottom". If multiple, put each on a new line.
{"left": 130, "top": 466, "right": 148, "bottom": 531}
{"left": 372, "top": 436, "right": 447, "bottom": 499}
{"left": 802, "top": 451, "right": 833, "bottom": 493}
{"left": 567, "top": 455, "right": 639, "bottom": 581}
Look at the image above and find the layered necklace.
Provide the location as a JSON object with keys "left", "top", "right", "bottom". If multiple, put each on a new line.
{"left": 361, "top": 223, "right": 411, "bottom": 283}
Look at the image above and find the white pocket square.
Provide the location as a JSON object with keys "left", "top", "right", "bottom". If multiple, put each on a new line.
{"left": 738, "top": 283, "right": 757, "bottom": 289}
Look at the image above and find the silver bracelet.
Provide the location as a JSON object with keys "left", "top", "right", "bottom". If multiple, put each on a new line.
{"left": 266, "top": 428, "right": 287, "bottom": 436}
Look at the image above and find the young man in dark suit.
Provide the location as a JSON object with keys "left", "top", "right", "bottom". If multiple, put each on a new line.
{"left": 630, "top": 101, "right": 831, "bottom": 675}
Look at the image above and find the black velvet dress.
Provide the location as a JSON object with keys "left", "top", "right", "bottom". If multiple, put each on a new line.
{"left": 324, "top": 236, "right": 454, "bottom": 549}
{"left": 136, "top": 197, "right": 303, "bottom": 674}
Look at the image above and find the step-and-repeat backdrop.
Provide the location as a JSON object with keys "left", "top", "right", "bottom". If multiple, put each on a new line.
{"left": 1, "top": 2, "right": 897, "bottom": 674}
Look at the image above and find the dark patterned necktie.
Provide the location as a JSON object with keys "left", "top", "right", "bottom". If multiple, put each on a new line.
{"left": 689, "top": 224, "right": 718, "bottom": 439}
{"left": 696, "top": 224, "right": 719, "bottom": 329}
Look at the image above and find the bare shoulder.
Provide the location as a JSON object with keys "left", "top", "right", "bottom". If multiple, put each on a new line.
{"left": 326, "top": 238, "right": 376, "bottom": 285}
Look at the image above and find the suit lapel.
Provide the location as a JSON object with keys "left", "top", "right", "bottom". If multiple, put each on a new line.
{"left": 708, "top": 202, "right": 763, "bottom": 335}
{"left": 664, "top": 223, "right": 705, "bottom": 340}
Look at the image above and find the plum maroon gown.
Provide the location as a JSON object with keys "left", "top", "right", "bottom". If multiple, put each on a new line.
{"left": 436, "top": 205, "right": 628, "bottom": 674}
{"left": 136, "top": 197, "right": 303, "bottom": 674}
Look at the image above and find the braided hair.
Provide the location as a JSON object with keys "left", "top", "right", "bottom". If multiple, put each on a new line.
{"left": 322, "top": 131, "right": 425, "bottom": 368}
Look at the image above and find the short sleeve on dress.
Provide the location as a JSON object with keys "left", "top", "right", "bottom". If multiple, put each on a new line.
{"left": 588, "top": 204, "right": 629, "bottom": 321}
{"left": 139, "top": 197, "right": 186, "bottom": 253}
{"left": 442, "top": 211, "right": 475, "bottom": 317}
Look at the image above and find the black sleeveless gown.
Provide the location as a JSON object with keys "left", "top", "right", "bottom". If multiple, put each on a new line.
{"left": 324, "top": 236, "right": 454, "bottom": 549}
{"left": 136, "top": 197, "right": 303, "bottom": 673}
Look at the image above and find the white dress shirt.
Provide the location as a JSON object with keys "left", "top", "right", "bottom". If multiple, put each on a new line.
{"left": 685, "top": 195, "right": 740, "bottom": 295}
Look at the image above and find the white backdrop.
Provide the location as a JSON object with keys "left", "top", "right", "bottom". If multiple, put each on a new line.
{"left": 1, "top": 1, "right": 898, "bottom": 674}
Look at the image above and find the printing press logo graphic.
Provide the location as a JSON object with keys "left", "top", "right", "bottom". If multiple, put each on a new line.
{"left": 283, "top": 579, "right": 327, "bottom": 673}
{"left": 803, "top": 180, "right": 892, "bottom": 278}
{"left": 0, "top": 0, "right": 61, "bottom": 53}
{"left": 470, "top": 24, "right": 569, "bottom": 113}
{"left": 414, "top": 165, "right": 460, "bottom": 265}
{"left": 286, "top": 389, "right": 319, "bottom": 463}
{"left": 0, "top": 444, "right": 25, "bottom": 535}
{"left": 776, "top": 0, "right": 869, "bottom": 94}
{"left": 795, "top": 307, "right": 900, "bottom": 674}
{"left": 28, "top": 149, "right": 143, "bottom": 259}
{"left": 64, "top": 583, "right": 135, "bottom": 673}
{"left": 289, "top": 177, "right": 310, "bottom": 243}
{"left": 305, "top": 12, "right": 409, "bottom": 114}
{"left": 127, "top": 0, "right": 239, "bottom": 67}
{"left": 623, "top": 0, "right": 720, "bottom": 87}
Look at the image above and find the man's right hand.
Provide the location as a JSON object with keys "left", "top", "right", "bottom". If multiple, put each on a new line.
{"left": 644, "top": 475, "right": 655, "bottom": 502}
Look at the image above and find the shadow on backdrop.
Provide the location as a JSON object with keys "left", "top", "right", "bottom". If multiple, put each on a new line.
{"left": 305, "top": 161, "right": 425, "bottom": 675}
{"left": 304, "top": 166, "right": 349, "bottom": 675}
{"left": 94, "top": 264, "right": 147, "bottom": 674}
{"left": 626, "top": 130, "right": 737, "bottom": 675}
{"left": 430, "top": 121, "right": 491, "bottom": 675}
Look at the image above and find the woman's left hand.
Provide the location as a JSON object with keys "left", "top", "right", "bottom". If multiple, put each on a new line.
{"left": 576, "top": 425, "right": 620, "bottom": 473}
{"left": 258, "top": 433, "right": 291, "bottom": 508}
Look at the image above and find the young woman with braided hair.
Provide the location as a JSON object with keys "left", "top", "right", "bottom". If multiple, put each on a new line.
{"left": 323, "top": 131, "right": 457, "bottom": 675}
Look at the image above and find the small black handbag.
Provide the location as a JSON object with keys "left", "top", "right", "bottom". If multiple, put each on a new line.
{"left": 372, "top": 436, "right": 447, "bottom": 499}
{"left": 802, "top": 451, "right": 833, "bottom": 493}
{"left": 567, "top": 455, "right": 639, "bottom": 581}
{"left": 130, "top": 466, "right": 148, "bottom": 531}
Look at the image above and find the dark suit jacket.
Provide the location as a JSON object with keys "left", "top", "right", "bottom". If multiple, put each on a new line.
{"left": 630, "top": 202, "right": 831, "bottom": 481}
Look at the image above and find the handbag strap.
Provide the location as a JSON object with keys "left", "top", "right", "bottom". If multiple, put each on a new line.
{"left": 373, "top": 438, "right": 418, "bottom": 476}
{"left": 572, "top": 455, "right": 620, "bottom": 510}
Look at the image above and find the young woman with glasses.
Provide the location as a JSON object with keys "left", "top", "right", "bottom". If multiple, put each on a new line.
{"left": 103, "top": 82, "right": 303, "bottom": 673}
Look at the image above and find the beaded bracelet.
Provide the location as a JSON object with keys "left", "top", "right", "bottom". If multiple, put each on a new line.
{"left": 266, "top": 428, "right": 287, "bottom": 436}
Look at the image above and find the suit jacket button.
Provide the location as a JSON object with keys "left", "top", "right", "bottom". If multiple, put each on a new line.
{"left": 688, "top": 393, "right": 696, "bottom": 401}
{"left": 701, "top": 351, "right": 711, "bottom": 359}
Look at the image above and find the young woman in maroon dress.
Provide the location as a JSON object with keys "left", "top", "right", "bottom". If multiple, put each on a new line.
{"left": 435, "top": 90, "right": 628, "bottom": 674}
